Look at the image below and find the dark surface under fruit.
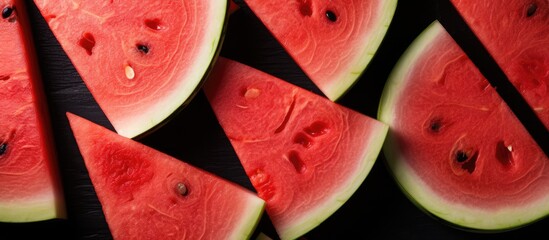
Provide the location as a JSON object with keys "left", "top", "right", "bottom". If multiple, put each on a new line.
{"left": 1, "top": 0, "right": 548, "bottom": 239}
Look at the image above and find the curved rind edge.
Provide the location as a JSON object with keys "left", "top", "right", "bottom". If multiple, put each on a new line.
{"left": 231, "top": 194, "right": 266, "bottom": 240}
{"left": 279, "top": 121, "right": 389, "bottom": 240}
{"left": 112, "top": 0, "right": 229, "bottom": 139}
{"left": 377, "top": 20, "right": 549, "bottom": 231}
{"left": 325, "top": 0, "right": 398, "bottom": 101}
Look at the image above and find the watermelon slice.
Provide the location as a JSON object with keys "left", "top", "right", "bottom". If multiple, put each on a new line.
{"left": 33, "top": 0, "right": 228, "bottom": 138}
{"left": 66, "top": 112, "right": 265, "bottom": 239}
{"left": 204, "top": 57, "right": 388, "bottom": 239}
{"left": 450, "top": 0, "right": 549, "bottom": 128}
{"left": 378, "top": 21, "right": 549, "bottom": 231}
{"left": 0, "top": 0, "right": 65, "bottom": 222}
{"left": 242, "top": 0, "right": 397, "bottom": 101}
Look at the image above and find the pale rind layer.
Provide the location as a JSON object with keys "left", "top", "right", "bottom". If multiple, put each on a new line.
{"left": 33, "top": 0, "right": 228, "bottom": 138}
{"left": 0, "top": 194, "right": 62, "bottom": 222}
{"left": 378, "top": 21, "right": 549, "bottom": 231}
{"left": 244, "top": 0, "right": 397, "bottom": 101}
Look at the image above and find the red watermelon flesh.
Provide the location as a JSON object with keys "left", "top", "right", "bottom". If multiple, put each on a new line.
{"left": 378, "top": 21, "right": 549, "bottom": 231}
{"left": 451, "top": 0, "right": 549, "bottom": 127}
{"left": 67, "top": 113, "right": 265, "bottom": 240}
{"left": 0, "top": 0, "right": 65, "bottom": 222}
{"left": 33, "top": 0, "right": 227, "bottom": 138}
{"left": 243, "top": 0, "right": 397, "bottom": 101}
{"left": 204, "top": 57, "right": 388, "bottom": 239}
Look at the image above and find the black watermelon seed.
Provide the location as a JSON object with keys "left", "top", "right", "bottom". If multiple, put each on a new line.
{"left": 0, "top": 143, "right": 7, "bottom": 156}
{"left": 526, "top": 3, "right": 538, "bottom": 17}
{"left": 429, "top": 118, "right": 443, "bottom": 133}
{"left": 325, "top": 10, "right": 337, "bottom": 22}
{"left": 136, "top": 44, "right": 150, "bottom": 54}
{"left": 2, "top": 6, "right": 13, "bottom": 19}
{"left": 455, "top": 150, "right": 469, "bottom": 163}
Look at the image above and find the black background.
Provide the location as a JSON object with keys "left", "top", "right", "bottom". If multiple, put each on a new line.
{"left": 2, "top": 0, "right": 548, "bottom": 239}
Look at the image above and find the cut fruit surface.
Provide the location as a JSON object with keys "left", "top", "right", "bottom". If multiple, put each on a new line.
{"left": 451, "top": 0, "right": 549, "bottom": 128}
{"left": 0, "top": 0, "right": 65, "bottom": 222}
{"left": 205, "top": 57, "right": 388, "bottom": 239}
{"left": 378, "top": 21, "right": 549, "bottom": 231}
{"left": 243, "top": 0, "right": 397, "bottom": 100}
{"left": 33, "top": 0, "right": 228, "bottom": 138}
{"left": 67, "top": 112, "right": 265, "bottom": 240}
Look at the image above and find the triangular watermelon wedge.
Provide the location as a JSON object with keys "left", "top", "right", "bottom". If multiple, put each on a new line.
{"left": 242, "top": 0, "right": 397, "bottom": 101}
{"left": 0, "top": 0, "right": 65, "bottom": 222}
{"left": 66, "top": 113, "right": 265, "bottom": 239}
{"left": 33, "top": 0, "right": 228, "bottom": 138}
{"left": 204, "top": 57, "right": 388, "bottom": 239}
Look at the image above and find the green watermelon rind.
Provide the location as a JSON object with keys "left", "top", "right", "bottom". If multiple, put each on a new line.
{"left": 378, "top": 20, "right": 549, "bottom": 232}
{"left": 231, "top": 194, "right": 266, "bottom": 240}
{"left": 279, "top": 124, "right": 388, "bottom": 240}
{"left": 118, "top": 0, "right": 229, "bottom": 139}
{"left": 0, "top": 199, "right": 62, "bottom": 222}
{"left": 324, "top": 0, "right": 398, "bottom": 101}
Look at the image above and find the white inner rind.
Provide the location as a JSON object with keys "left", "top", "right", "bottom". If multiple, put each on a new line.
{"left": 116, "top": 0, "right": 227, "bottom": 138}
{"left": 378, "top": 21, "right": 549, "bottom": 231}
{"left": 0, "top": 194, "right": 63, "bottom": 222}
{"left": 279, "top": 122, "right": 389, "bottom": 240}
{"left": 229, "top": 193, "right": 266, "bottom": 240}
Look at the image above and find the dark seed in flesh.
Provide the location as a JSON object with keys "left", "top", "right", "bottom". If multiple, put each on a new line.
{"left": 136, "top": 44, "right": 149, "bottom": 54}
{"left": 325, "top": 10, "right": 337, "bottom": 22}
{"left": 2, "top": 6, "right": 13, "bottom": 19}
{"left": 526, "top": 3, "right": 537, "bottom": 17}
{"left": 0, "top": 143, "right": 7, "bottom": 156}
{"left": 455, "top": 150, "right": 469, "bottom": 163}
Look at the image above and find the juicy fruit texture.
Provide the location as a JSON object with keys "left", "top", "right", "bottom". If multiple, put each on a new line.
{"left": 451, "top": 0, "right": 549, "bottom": 128}
{"left": 205, "top": 58, "right": 388, "bottom": 239}
{"left": 378, "top": 21, "right": 549, "bottom": 231}
{"left": 33, "top": 0, "right": 227, "bottom": 138}
{"left": 67, "top": 113, "right": 265, "bottom": 240}
{"left": 0, "top": 0, "right": 65, "bottom": 222}
{"left": 243, "top": 0, "right": 397, "bottom": 101}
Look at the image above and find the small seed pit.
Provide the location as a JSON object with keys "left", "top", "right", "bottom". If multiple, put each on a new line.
{"left": 287, "top": 151, "right": 306, "bottom": 174}
{"left": 145, "top": 18, "right": 164, "bottom": 30}
{"left": 298, "top": 0, "right": 312, "bottom": 16}
{"left": 293, "top": 132, "right": 313, "bottom": 148}
{"left": 304, "top": 121, "right": 329, "bottom": 137}
{"left": 78, "top": 32, "right": 96, "bottom": 56}
{"left": 496, "top": 141, "right": 514, "bottom": 168}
